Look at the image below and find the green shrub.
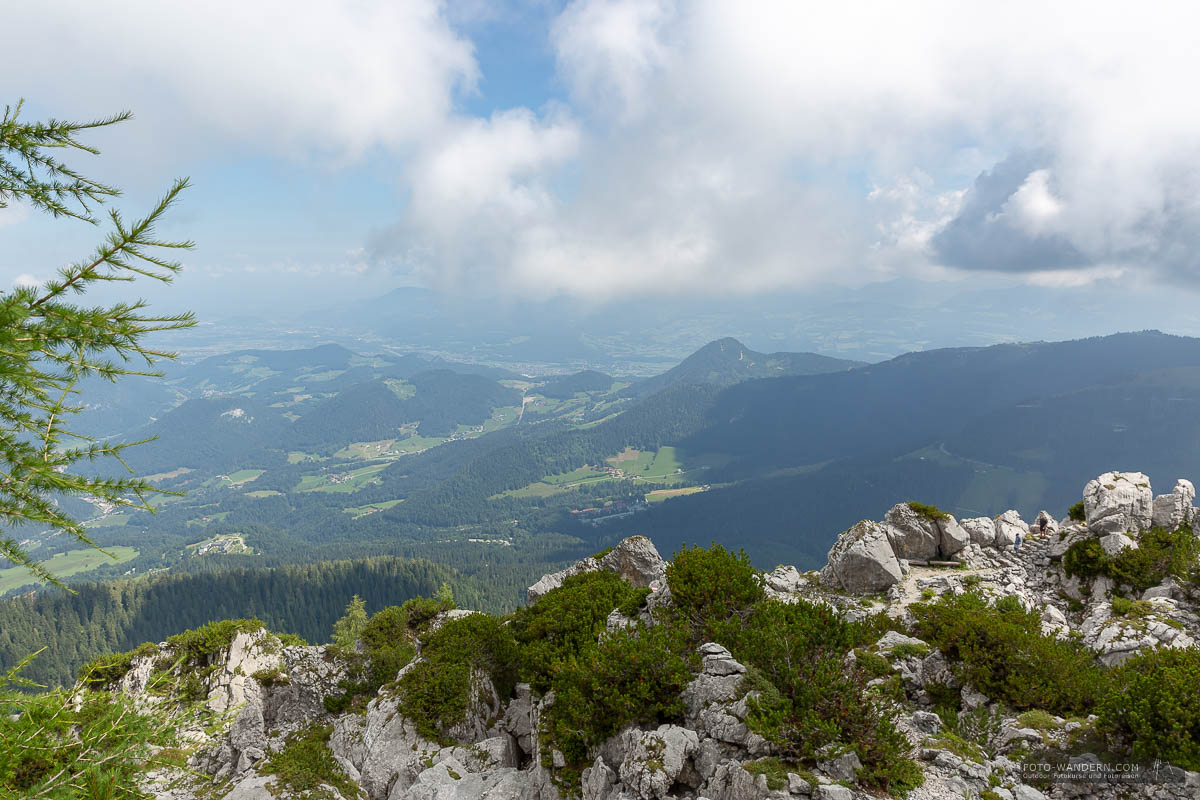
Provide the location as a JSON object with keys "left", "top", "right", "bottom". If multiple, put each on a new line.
{"left": 995, "top": 595, "right": 1025, "bottom": 615}
{"left": 396, "top": 614, "right": 520, "bottom": 743}
{"left": 544, "top": 622, "right": 694, "bottom": 767}
{"left": 1111, "top": 596, "right": 1133, "bottom": 616}
{"left": 889, "top": 642, "right": 930, "bottom": 660}
{"left": 1063, "top": 538, "right": 1107, "bottom": 581}
{"left": 742, "top": 757, "right": 791, "bottom": 790}
{"left": 261, "top": 724, "right": 359, "bottom": 799}
{"left": 324, "top": 599, "right": 441, "bottom": 713}
{"left": 331, "top": 595, "right": 368, "bottom": 650}
{"left": 1068, "top": 501, "right": 1086, "bottom": 522}
{"left": 78, "top": 652, "right": 134, "bottom": 688}
{"left": 510, "top": 571, "right": 651, "bottom": 693}
{"left": 1, "top": 684, "right": 170, "bottom": 798}
{"left": 1099, "top": 648, "right": 1200, "bottom": 770}
{"left": 912, "top": 591, "right": 1107, "bottom": 715}
{"left": 360, "top": 606, "right": 416, "bottom": 690}
{"left": 1017, "top": 710, "right": 1062, "bottom": 730}
{"left": 855, "top": 650, "right": 892, "bottom": 678}
{"left": 666, "top": 543, "right": 764, "bottom": 641}
{"left": 907, "top": 501, "right": 950, "bottom": 521}
{"left": 164, "top": 619, "right": 265, "bottom": 667}
{"left": 729, "top": 599, "right": 923, "bottom": 794}
{"left": 251, "top": 667, "right": 291, "bottom": 687}
{"left": 1064, "top": 526, "right": 1200, "bottom": 593}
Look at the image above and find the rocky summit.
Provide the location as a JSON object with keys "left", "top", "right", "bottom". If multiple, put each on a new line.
{"left": 70, "top": 481, "right": 1200, "bottom": 800}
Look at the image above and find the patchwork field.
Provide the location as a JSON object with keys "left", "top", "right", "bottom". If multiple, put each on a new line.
{"left": 0, "top": 546, "right": 138, "bottom": 594}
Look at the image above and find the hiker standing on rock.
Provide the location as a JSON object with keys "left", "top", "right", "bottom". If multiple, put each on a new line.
{"left": 1014, "top": 531, "right": 1023, "bottom": 554}
{"left": 1039, "top": 516, "right": 1048, "bottom": 536}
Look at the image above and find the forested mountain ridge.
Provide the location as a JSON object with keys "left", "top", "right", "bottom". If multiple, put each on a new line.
{"left": 628, "top": 335, "right": 865, "bottom": 396}
{"left": 12, "top": 331, "right": 1200, "bottom": 610}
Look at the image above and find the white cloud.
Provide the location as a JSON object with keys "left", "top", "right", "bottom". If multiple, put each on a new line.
{"left": 10, "top": 1, "right": 1200, "bottom": 297}
{"left": 375, "top": 0, "right": 1200, "bottom": 296}
{"left": 1001, "top": 170, "right": 1064, "bottom": 236}
{"left": 2, "top": 1, "right": 476, "bottom": 161}
{"left": 11, "top": 274, "right": 42, "bottom": 289}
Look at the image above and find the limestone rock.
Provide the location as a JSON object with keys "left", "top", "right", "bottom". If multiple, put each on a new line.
{"left": 597, "top": 535, "right": 668, "bottom": 589}
{"left": 221, "top": 773, "right": 283, "bottom": 800}
{"left": 874, "top": 631, "right": 929, "bottom": 654}
{"left": 937, "top": 516, "right": 970, "bottom": 558}
{"left": 884, "top": 503, "right": 941, "bottom": 560}
{"left": 1098, "top": 533, "right": 1137, "bottom": 556}
{"left": 526, "top": 557, "right": 601, "bottom": 603}
{"left": 581, "top": 757, "right": 617, "bottom": 800}
{"left": 817, "top": 748, "right": 862, "bottom": 782}
{"left": 1153, "top": 479, "right": 1196, "bottom": 530}
{"left": 820, "top": 521, "right": 903, "bottom": 594}
{"left": 358, "top": 697, "right": 440, "bottom": 800}
{"left": 762, "top": 565, "right": 804, "bottom": 596}
{"left": 960, "top": 517, "right": 997, "bottom": 548}
{"left": 702, "top": 760, "right": 759, "bottom": 800}
{"left": 527, "top": 536, "right": 666, "bottom": 602}
{"left": 206, "top": 630, "right": 283, "bottom": 715}
{"left": 619, "top": 725, "right": 699, "bottom": 800}
{"left": 993, "top": 510, "right": 1027, "bottom": 548}
{"left": 1083, "top": 471, "right": 1153, "bottom": 535}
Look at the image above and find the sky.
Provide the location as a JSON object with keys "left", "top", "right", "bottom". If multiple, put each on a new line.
{"left": 3, "top": 1, "right": 1200, "bottom": 327}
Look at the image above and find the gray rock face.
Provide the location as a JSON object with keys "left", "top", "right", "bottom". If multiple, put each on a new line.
{"left": 875, "top": 631, "right": 929, "bottom": 654}
{"left": 960, "top": 516, "right": 997, "bottom": 548}
{"left": 597, "top": 535, "right": 668, "bottom": 588}
{"left": 911, "top": 711, "right": 942, "bottom": 734}
{"left": 1098, "top": 533, "right": 1137, "bottom": 556}
{"left": 357, "top": 697, "right": 439, "bottom": 800}
{"left": 937, "top": 516, "right": 970, "bottom": 558}
{"left": 581, "top": 757, "right": 617, "bottom": 800}
{"left": 1084, "top": 471, "right": 1153, "bottom": 535}
{"left": 993, "top": 510, "right": 1027, "bottom": 548}
{"left": 762, "top": 565, "right": 804, "bottom": 595}
{"left": 526, "top": 557, "right": 601, "bottom": 603}
{"left": 884, "top": 503, "right": 942, "bottom": 560}
{"left": 817, "top": 748, "right": 862, "bottom": 781}
{"left": 619, "top": 726, "right": 699, "bottom": 800}
{"left": 527, "top": 536, "right": 666, "bottom": 602}
{"left": 1153, "top": 479, "right": 1196, "bottom": 530}
{"left": 820, "top": 520, "right": 903, "bottom": 594}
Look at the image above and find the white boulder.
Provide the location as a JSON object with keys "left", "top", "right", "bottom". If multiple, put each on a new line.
{"left": 960, "top": 517, "right": 997, "bottom": 548}
{"left": 1083, "top": 471, "right": 1153, "bottom": 535}
{"left": 1152, "top": 479, "right": 1195, "bottom": 530}
{"left": 527, "top": 536, "right": 667, "bottom": 602}
{"left": 820, "top": 521, "right": 904, "bottom": 594}
{"left": 993, "top": 510, "right": 1027, "bottom": 548}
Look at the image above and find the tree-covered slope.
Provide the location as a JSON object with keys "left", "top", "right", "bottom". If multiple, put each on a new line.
{"left": 630, "top": 336, "right": 864, "bottom": 396}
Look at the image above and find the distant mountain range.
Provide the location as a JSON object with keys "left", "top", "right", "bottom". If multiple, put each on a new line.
{"left": 36, "top": 330, "right": 1200, "bottom": 597}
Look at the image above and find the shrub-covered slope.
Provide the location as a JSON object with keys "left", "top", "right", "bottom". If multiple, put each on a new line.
{"left": 6, "top": 471, "right": 1200, "bottom": 800}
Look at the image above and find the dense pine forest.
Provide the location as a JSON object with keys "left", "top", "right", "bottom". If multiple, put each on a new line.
{"left": 0, "top": 553, "right": 564, "bottom": 688}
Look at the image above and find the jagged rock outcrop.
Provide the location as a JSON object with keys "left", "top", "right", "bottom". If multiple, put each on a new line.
{"left": 993, "top": 509, "right": 1027, "bottom": 548}
{"left": 1084, "top": 471, "right": 1154, "bottom": 535}
{"left": 960, "top": 516, "right": 997, "bottom": 547}
{"left": 528, "top": 535, "right": 667, "bottom": 601}
{"left": 820, "top": 520, "right": 904, "bottom": 593}
{"left": 1153, "top": 478, "right": 1196, "bottom": 530}
{"left": 884, "top": 502, "right": 969, "bottom": 560}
